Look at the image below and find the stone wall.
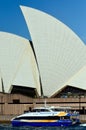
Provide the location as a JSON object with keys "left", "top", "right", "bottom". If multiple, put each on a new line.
{"left": 0, "top": 93, "right": 86, "bottom": 115}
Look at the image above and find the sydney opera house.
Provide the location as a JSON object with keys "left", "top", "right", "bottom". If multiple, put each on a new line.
{"left": 0, "top": 6, "right": 86, "bottom": 115}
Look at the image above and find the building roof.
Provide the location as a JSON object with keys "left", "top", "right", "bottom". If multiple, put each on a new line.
{"left": 0, "top": 6, "right": 86, "bottom": 97}
{"left": 0, "top": 32, "right": 41, "bottom": 95}
{"left": 20, "top": 6, "right": 86, "bottom": 97}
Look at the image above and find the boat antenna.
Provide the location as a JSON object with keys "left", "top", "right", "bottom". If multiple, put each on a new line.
{"left": 29, "top": 41, "right": 44, "bottom": 97}
{"left": 44, "top": 99, "right": 47, "bottom": 107}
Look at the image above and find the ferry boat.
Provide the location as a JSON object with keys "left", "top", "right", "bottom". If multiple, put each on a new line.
{"left": 11, "top": 106, "right": 80, "bottom": 127}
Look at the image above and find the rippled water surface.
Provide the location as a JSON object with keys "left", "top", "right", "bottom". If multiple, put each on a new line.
{"left": 0, "top": 124, "right": 86, "bottom": 130}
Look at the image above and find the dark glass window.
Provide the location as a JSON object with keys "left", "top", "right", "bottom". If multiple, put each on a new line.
{"left": 13, "top": 99, "right": 20, "bottom": 104}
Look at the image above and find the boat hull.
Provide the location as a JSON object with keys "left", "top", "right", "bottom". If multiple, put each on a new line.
{"left": 12, "top": 119, "right": 79, "bottom": 127}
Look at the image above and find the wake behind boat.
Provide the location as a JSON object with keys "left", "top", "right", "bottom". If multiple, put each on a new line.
{"left": 11, "top": 106, "right": 80, "bottom": 127}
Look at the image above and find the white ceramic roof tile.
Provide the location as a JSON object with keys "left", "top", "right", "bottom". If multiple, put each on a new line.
{"left": 21, "top": 6, "right": 86, "bottom": 96}
{"left": 0, "top": 32, "right": 41, "bottom": 95}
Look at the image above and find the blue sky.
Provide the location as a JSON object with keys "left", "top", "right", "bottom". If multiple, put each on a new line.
{"left": 0, "top": 0, "right": 86, "bottom": 44}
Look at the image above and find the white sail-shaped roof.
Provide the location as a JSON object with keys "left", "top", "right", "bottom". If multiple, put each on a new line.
{"left": 0, "top": 32, "right": 41, "bottom": 95}
{"left": 20, "top": 6, "right": 86, "bottom": 97}
{"left": 67, "top": 66, "right": 86, "bottom": 90}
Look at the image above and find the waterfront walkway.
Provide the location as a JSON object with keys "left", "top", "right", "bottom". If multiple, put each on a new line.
{"left": 80, "top": 115, "right": 86, "bottom": 123}
{"left": 0, "top": 115, "right": 14, "bottom": 123}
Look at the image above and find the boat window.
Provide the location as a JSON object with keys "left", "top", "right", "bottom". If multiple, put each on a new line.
{"left": 60, "top": 116, "right": 70, "bottom": 119}
{"left": 51, "top": 108, "right": 61, "bottom": 111}
{"left": 32, "top": 109, "right": 40, "bottom": 112}
{"left": 32, "top": 108, "right": 50, "bottom": 112}
{"left": 40, "top": 109, "right": 50, "bottom": 112}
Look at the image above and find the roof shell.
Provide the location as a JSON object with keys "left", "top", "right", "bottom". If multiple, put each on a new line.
{"left": 0, "top": 32, "right": 40, "bottom": 95}
{"left": 20, "top": 6, "right": 86, "bottom": 97}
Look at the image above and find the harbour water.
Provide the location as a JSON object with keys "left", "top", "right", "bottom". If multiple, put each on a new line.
{"left": 0, "top": 124, "right": 86, "bottom": 130}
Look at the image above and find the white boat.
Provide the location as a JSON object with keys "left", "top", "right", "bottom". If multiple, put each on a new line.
{"left": 11, "top": 106, "right": 80, "bottom": 127}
